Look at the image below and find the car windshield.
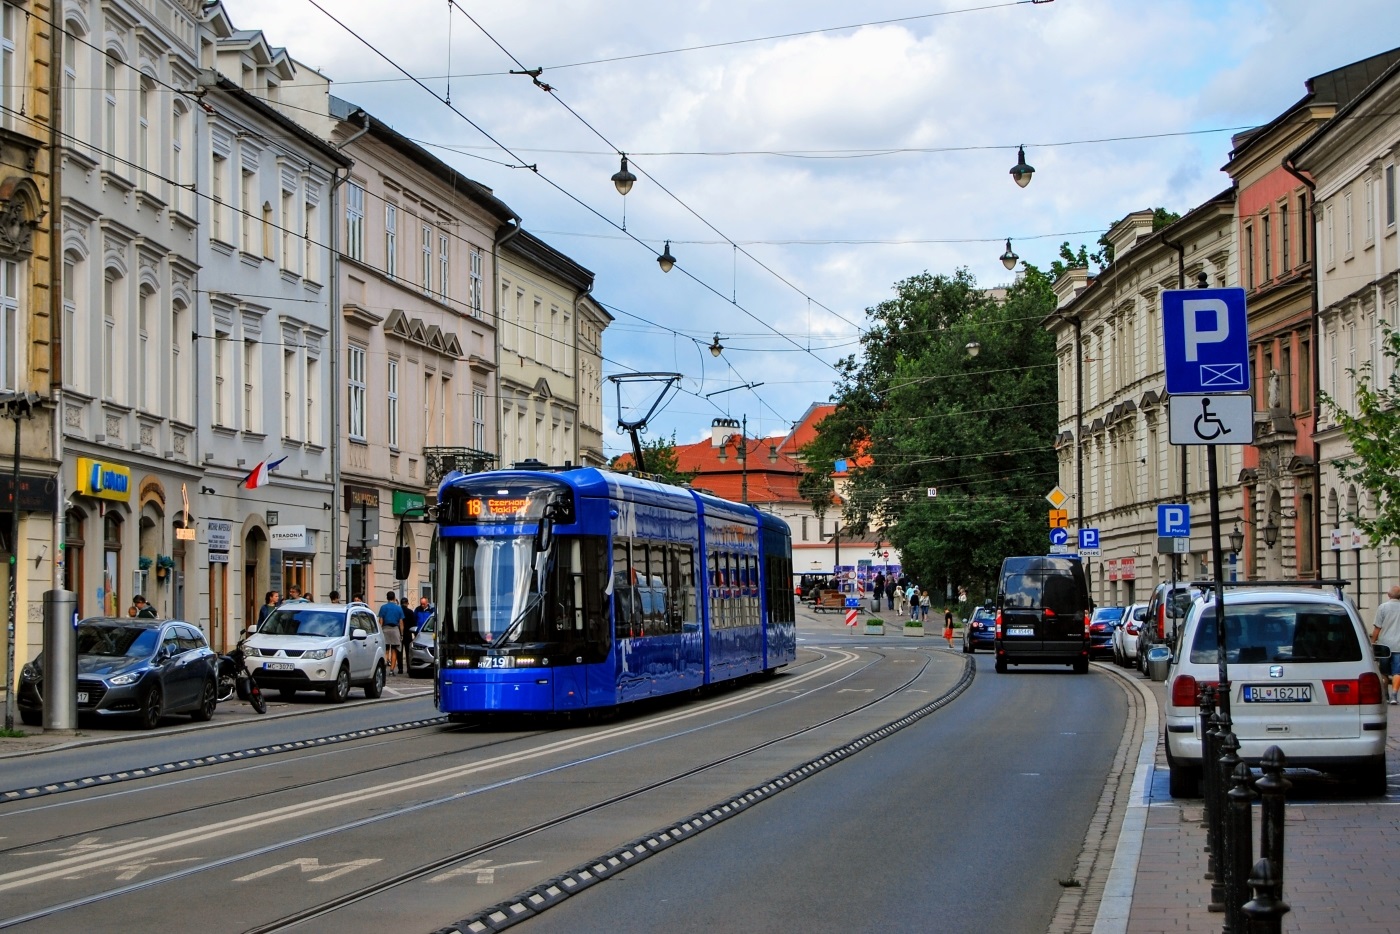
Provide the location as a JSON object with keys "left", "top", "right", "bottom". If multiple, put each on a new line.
{"left": 1188, "top": 602, "right": 1361, "bottom": 664}
{"left": 258, "top": 609, "right": 347, "bottom": 638}
{"left": 972, "top": 608, "right": 995, "bottom": 622}
{"left": 77, "top": 625, "right": 159, "bottom": 658}
{"left": 1092, "top": 607, "right": 1124, "bottom": 623}
{"left": 417, "top": 616, "right": 435, "bottom": 636}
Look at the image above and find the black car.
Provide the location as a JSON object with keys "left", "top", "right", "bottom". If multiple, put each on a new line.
{"left": 17, "top": 618, "right": 219, "bottom": 729}
{"left": 962, "top": 605, "right": 996, "bottom": 653}
{"left": 994, "top": 555, "right": 1093, "bottom": 674}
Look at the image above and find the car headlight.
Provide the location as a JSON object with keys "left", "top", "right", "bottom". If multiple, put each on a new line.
{"left": 109, "top": 672, "right": 141, "bottom": 685}
{"left": 303, "top": 648, "right": 334, "bottom": 660}
{"left": 244, "top": 646, "right": 264, "bottom": 657}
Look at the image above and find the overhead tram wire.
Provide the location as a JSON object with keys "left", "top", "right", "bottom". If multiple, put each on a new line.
{"left": 300, "top": 0, "right": 851, "bottom": 378}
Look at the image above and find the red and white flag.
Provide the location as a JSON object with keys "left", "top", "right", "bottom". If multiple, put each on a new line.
{"left": 242, "top": 456, "right": 287, "bottom": 490}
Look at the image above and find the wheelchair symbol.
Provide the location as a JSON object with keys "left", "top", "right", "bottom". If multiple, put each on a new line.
{"left": 1193, "top": 398, "right": 1231, "bottom": 441}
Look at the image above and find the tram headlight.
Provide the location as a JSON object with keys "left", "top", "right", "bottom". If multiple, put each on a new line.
{"left": 514, "top": 657, "right": 537, "bottom": 667}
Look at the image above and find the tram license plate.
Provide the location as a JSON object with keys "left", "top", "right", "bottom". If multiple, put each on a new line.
{"left": 264, "top": 662, "right": 295, "bottom": 671}
{"left": 1007, "top": 627, "right": 1035, "bottom": 637}
{"left": 77, "top": 691, "right": 89, "bottom": 703}
{"left": 479, "top": 656, "right": 514, "bottom": 669}
{"left": 1243, "top": 684, "right": 1312, "bottom": 703}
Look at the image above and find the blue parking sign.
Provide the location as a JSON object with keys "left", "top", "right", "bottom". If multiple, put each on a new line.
{"left": 1157, "top": 504, "right": 1190, "bottom": 537}
{"left": 1079, "top": 528, "right": 1100, "bottom": 550}
{"left": 1162, "top": 288, "right": 1250, "bottom": 394}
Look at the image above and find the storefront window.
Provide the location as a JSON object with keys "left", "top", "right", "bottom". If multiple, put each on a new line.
{"left": 65, "top": 508, "right": 86, "bottom": 617}
{"left": 103, "top": 512, "right": 123, "bottom": 616}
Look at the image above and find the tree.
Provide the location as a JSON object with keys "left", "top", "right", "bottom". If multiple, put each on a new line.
{"left": 1322, "top": 328, "right": 1400, "bottom": 546}
{"left": 609, "top": 432, "right": 698, "bottom": 487}
{"left": 799, "top": 268, "right": 1059, "bottom": 592}
{"left": 1056, "top": 207, "right": 1183, "bottom": 272}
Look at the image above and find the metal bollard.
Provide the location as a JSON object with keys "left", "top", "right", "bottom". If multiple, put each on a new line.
{"left": 1254, "top": 746, "right": 1291, "bottom": 892}
{"left": 1198, "top": 685, "right": 1219, "bottom": 883}
{"left": 1241, "top": 858, "right": 1289, "bottom": 934}
{"left": 1205, "top": 709, "right": 1228, "bottom": 910}
{"left": 1225, "top": 758, "right": 1255, "bottom": 934}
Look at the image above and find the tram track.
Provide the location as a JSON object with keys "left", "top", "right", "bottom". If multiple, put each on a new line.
{"left": 0, "top": 646, "right": 929, "bottom": 929}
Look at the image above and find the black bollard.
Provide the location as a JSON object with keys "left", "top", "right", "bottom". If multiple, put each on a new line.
{"left": 1225, "top": 759, "right": 1255, "bottom": 934}
{"left": 1205, "top": 709, "right": 1228, "bottom": 910}
{"left": 1242, "top": 857, "right": 1289, "bottom": 934}
{"left": 1198, "top": 685, "right": 1219, "bottom": 884}
{"left": 1254, "top": 746, "right": 1291, "bottom": 892}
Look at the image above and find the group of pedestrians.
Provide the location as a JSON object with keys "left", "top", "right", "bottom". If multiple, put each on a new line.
{"left": 864, "top": 572, "right": 958, "bottom": 648}
{"left": 378, "top": 591, "right": 435, "bottom": 676}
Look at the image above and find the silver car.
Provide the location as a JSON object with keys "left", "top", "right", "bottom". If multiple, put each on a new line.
{"left": 243, "top": 602, "right": 387, "bottom": 702}
{"left": 408, "top": 614, "right": 436, "bottom": 679}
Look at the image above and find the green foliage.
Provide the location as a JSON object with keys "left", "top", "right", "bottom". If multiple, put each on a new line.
{"left": 798, "top": 267, "right": 1059, "bottom": 591}
{"left": 609, "top": 432, "right": 699, "bottom": 487}
{"left": 1322, "top": 328, "right": 1400, "bottom": 546}
{"left": 1057, "top": 207, "right": 1183, "bottom": 270}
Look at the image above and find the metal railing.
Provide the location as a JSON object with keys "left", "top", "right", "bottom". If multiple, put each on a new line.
{"left": 423, "top": 447, "right": 497, "bottom": 485}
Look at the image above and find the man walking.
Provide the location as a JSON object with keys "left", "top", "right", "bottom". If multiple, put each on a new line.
{"left": 1372, "top": 585, "right": 1400, "bottom": 703}
{"left": 380, "top": 590, "right": 406, "bottom": 676}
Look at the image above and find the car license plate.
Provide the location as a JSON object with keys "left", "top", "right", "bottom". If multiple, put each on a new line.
{"left": 263, "top": 662, "right": 295, "bottom": 671}
{"left": 1007, "top": 627, "right": 1035, "bottom": 636}
{"left": 77, "top": 691, "right": 89, "bottom": 703}
{"left": 480, "top": 656, "right": 513, "bottom": 669}
{"left": 1243, "top": 684, "right": 1312, "bottom": 703}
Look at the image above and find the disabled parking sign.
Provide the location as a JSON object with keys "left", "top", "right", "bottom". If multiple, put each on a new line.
{"left": 1162, "top": 288, "right": 1250, "bottom": 395}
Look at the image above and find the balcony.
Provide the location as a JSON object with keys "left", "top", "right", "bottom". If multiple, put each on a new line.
{"left": 423, "top": 447, "right": 498, "bottom": 484}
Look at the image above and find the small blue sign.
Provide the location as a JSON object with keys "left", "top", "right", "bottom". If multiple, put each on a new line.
{"left": 1049, "top": 528, "right": 1069, "bottom": 546}
{"left": 1162, "top": 288, "right": 1250, "bottom": 394}
{"left": 1079, "top": 528, "right": 1100, "bottom": 550}
{"left": 1157, "top": 504, "right": 1190, "bottom": 537}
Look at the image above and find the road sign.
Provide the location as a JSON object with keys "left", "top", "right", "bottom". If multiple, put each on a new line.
{"left": 1049, "top": 528, "right": 1069, "bottom": 547}
{"left": 1168, "top": 393, "right": 1254, "bottom": 445}
{"left": 1049, "top": 543, "right": 1072, "bottom": 554}
{"left": 1046, "top": 486, "right": 1069, "bottom": 509}
{"left": 927, "top": 487, "right": 938, "bottom": 498}
{"left": 1162, "top": 288, "right": 1250, "bottom": 394}
{"left": 1157, "top": 536, "right": 1190, "bottom": 554}
{"left": 1078, "top": 528, "right": 1100, "bottom": 556}
{"left": 845, "top": 609, "right": 858, "bottom": 627}
{"left": 1158, "top": 504, "right": 1190, "bottom": 537}
{"left": 1049, "top": 508, "right": 1068, "bottom": 529}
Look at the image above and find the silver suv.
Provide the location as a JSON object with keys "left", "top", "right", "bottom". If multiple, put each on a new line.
{"left": 244, "top": 602, "right": 387, "bottom": 703}
{"left": 1163, "top": 585, "right": 1391, "bottom": 797}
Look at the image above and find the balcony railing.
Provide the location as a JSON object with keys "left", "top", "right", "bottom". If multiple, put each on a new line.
{"left": 423, "top": 447, "right": 498, "bottom": 485}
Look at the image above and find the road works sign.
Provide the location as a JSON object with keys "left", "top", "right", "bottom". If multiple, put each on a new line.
{"left": 1162, "top": 288, "right": 1250, "bottom": 394}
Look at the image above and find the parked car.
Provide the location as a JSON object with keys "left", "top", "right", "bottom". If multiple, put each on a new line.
{"left": 17, "top": 617, "right": 219, "bottom": 729}
{"left": 962, "top": 605, "right": 997, "bottom": 654}
{"left": 243, "top": 602, "right": 387, "bottom": 702}
{"left": 1089, "top": 606, "right": 1125, "bottom": 658}
{"left": 1138, "top": 582, "right": 1202, "bottom": 672}
{"left": 1112, "top": 603, "right": 1148, "bottom": 667}
{"left": 994, "top": 555, "right": 1093, "bottom": 674}
{"left": 1163, "top": 585, "right": 1390, "bottom": 798}
{"left": 408, "top": 614, "right": 437, "bottom": 679}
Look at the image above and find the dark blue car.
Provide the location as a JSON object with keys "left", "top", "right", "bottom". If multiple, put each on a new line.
{"left": 962, "top": 606, "right": 997, "bottom": 653}
{"left": 1089, "top": 606, "right": 1124, "bottom": 658}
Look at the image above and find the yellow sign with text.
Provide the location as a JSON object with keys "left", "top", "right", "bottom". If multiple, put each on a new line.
{"left": 76, "top": 457, "right": 132, "bottom": 502}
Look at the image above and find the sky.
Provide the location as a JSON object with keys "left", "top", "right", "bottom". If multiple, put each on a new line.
{"left": 223, "top": 0, "right": 1400, "bottom": 460}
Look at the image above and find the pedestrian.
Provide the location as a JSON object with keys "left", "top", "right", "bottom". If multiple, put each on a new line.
{"left": 380, "top": 590, "right": 405, "bottom": 676}
{"left": 885, "top": 578, "right": 896, "bottom": 611}
{"left": 282, "top": 585, "right": 309, "bottom": 604}
{"left": 415, "top": 595, "right": 435, "bottom": 629}
{"left": 907, "top": 585, "right": 920, "bottom": 621}
{"left": 873, "top": 572, "right": 885, "bottom": 604}
{"left": 257, "top": 591, "right": 279, "bottom": 627}
{"left": 920, "top": 590, "right": 931, "bottom": 623}
{"left": 328, "top": 590, "right": 341, "bottom": 604}
{"left": 1371, "top": 584, "right": 1400, "bottom": 704}
{"left": 132, "top": 594, "right": 158, "bottom": 619}
{"left": 893, "top": 584, "right": 906, "bottom": 617}
{"left": 943, "top": 606, "right": 955, "bottom": 648}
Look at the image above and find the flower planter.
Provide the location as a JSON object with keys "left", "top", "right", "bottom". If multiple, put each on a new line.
{"left": 904, "top": 624, "right": 925, "bottom": 637}
{"left": 863, "top": 622, "right": 884, "bottom": 635}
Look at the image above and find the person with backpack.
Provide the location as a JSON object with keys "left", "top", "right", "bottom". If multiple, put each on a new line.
{"left": 907, "top": 585, "right": 920, "bottom": 621}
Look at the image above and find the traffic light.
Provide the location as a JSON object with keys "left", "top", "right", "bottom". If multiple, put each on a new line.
{"left": 1049, "top": 509, "right": 1068, "bottom": 529}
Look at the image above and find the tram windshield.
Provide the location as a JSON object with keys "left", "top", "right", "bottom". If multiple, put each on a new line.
{"left": 435, "top": 533, "right": 610, "bottom": 653}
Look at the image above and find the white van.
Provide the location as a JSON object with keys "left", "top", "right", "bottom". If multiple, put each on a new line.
{"left": 1163, "top": 585, "right": 1391, "bottom": 798}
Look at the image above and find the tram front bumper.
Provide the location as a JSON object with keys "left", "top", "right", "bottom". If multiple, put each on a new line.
{"left": 439, "top": 667, "right": 556, "bottom": 713}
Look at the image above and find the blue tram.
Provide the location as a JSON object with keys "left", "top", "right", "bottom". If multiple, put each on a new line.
{"left": 431, "top": 466, "right": 797, "bottom": 715}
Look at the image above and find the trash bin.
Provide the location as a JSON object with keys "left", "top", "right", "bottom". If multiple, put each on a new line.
{"left": 1146, "top": 645, "right": 1172, "bottom": 682}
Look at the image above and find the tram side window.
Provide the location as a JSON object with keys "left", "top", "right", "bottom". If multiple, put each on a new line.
{"left": 671, "top": 544, "right": 696, "bottom": 632}
{"left": 613, "top": 539, "right": 642, "bottom": 638}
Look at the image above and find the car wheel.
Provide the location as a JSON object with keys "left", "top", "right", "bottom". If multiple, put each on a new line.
{"left": 364, "top": 662, "right": 386, "bottom": 699}
{"left": 962, "top": 640, "right": 973, "bottom": 654}
{"left": 1351, "top": 756, "right": 1389, "bottom": 797}
{"left": 139, "top": 684, "right": 164, "bottom": 729}
{"left": 191, "top": 679, "right": 217, "bottom": 721}
{"left": 279, "top": 687, "right": 298, "bottom": 700}
{"left": 325, "top": 664, "right": 351, "bottom": 704}
{"left": 20, "top": 708, "right": 40, "bottom": 726}
{"left": 994, "top": 657, "right": 1007, "bottom": 674}
{"left": 1168, "top": 762, "right": 1201, "bottom": 798}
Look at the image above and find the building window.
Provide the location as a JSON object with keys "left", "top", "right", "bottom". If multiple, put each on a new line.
{"left": 305, "top": 356, "right": 319, "bottom": 445}
{"left": 0, "top": 259, "right": 15, "bottom": 391}
{"left": 384, "top": 204, "right": 397, "bottom": 279}
{"left": 469, "top": 247, "right": 482, "bottom": 315}
{"left": 62, "top": 257, "right": 76, "bottom": 387}
{"left": 1298, "top": 193, "right": 1309, "bottom": 262}
{"left": 1344, "top": 191, "right": 1353, "bottom": 255}
{"left": 1365, "top": 175, "right": 1375, "bottom": 243}
{"left": 281, "top": 190, "right": 295, "bottom": 270}
{"left": 103, "top": 273, "right": 120, "bottom": 401}
{"left": 213, "top": 332, "right": 227, "bottom": 426}
{"left": 137, "top": 289, "right": 152, "bottom": 411}
{"left": 442, "top": 236, "right": 452, "bottom": 303}
{"left": 261, "top": 200, "right": 273, "bottom": 258}
{"left": 171, "top": 302, "right": 186, "bottom": 423}
{"left": 304, "top": 200, "right": 318, "bottom": 281}
{"left": 347, "top": 345, "right": 366, "bottom": 441}
{"left": 1261, "top": 211, "right": 1271, "bottom": 281}
{"left": 240, "top": 170, "right": 255, "bottom": 253}
{"left": 387, "top": 359, "right": 399, "bottom": 448}
{"left": 472, "top": 386, "right": 486, "bottom": 450}
{"left": 171, "top": 104, "right": 187, "bottom": 214}
{"left": 282, "top": 349, "right": 296, "bottom": 439}
{"left": 1387, "top": 164, "right": 1396, "bottom": 229}
{"left": 211, "top": 153, "right": 228, "bottom": 242}
{"left": 346, "top": 183, "right": 365, "bottom": 260}
{"left": 421, "top": 225, "right": 432, "bottom": 296}
{"left": 62, "top": 31, "right": 76, "bottom": 138}
{"left": 137, "top": 77, "right": 152, "bottom": 190}
{"left": 104, "top": 57, "right": 119, "bottom": 174}
{"left": 243, "top": 338, "right": 258, "bottom": 432}
{"left": 1245, "top": 223, "right": 1255, "bottom": 289}
{"left": 1280, "top": 204, "right": 1290, "bottom": 272}
{"left": 1325, "top": 204, "right": 1334, "bottom": 266}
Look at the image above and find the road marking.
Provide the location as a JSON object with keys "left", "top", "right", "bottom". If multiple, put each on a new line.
{"left": 428, "top": 858, "right": 541, "bottom": 884}
{"left": 234, "top": 857, "right": 382, "bottom": 883}
{"left": 0, "top": 650, "right": 863, "bottom": 893}
{"left": 837, "top": 689, "right": 874, "bottom": 693}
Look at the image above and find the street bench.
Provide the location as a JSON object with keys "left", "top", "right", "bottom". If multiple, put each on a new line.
{"left": 812, "top": 591, "right": 846, "bottom": 613}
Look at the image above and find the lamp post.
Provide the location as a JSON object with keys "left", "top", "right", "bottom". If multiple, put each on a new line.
{"left": 1, "top": 391, "right": 40, "bottom": 733}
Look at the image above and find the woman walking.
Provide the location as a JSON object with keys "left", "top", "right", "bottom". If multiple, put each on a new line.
{"left": 943, "top": 606, "right": 955, "bottom": 648}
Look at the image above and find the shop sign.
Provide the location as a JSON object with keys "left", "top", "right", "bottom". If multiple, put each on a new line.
{"left": 76, "top": 457, "right": 131, "bottom": 502}
{"left": 208, "top": 551, "right": 229, "bottom": 563}
{"left": 344, "top": 486, "right": 379, "bottom": 512}
{"left": 1120, "top": 557, "right": 1136, "bottom": 580}
{"left": 393, "top": 489, "right": 426, "bottom": 516}
{"left": 0, "top": 473, "right": 59, "bottom": 512}
{"left": 207, "top": 519, "right": 233, "bottom": 552}
{"left": 270, "top": 524, "right": 312, "bottom": 551}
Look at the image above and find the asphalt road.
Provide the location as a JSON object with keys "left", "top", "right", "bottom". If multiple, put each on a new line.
{"left": 519, "top": 652, "right": 1127, "bottom": 934}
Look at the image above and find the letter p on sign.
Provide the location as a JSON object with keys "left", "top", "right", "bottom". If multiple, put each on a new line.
{"left": 1183, "top": 298, "right": 1229, "bottom": 362}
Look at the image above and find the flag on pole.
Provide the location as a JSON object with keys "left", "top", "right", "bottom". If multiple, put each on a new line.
{"left": 242, "top": 456, "right": 287, "bottom": 490}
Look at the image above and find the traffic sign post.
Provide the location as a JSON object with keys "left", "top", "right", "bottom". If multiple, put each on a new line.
{"left": 1157, "top": 504, "right": 1190, "bottom": 537}
{"left": 1049, "top": 508, "right": 1068, "bottom": 529}
{"left": 1168, "top": 394, "right": 1254, "bottom": 446}
{"left": 1078, "top": 528, "right": 1101, "bottom": 557}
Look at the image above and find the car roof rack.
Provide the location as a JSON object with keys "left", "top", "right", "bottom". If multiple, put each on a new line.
{"left": 1189, "top": 579, "right": 1350, "bottom": 599}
